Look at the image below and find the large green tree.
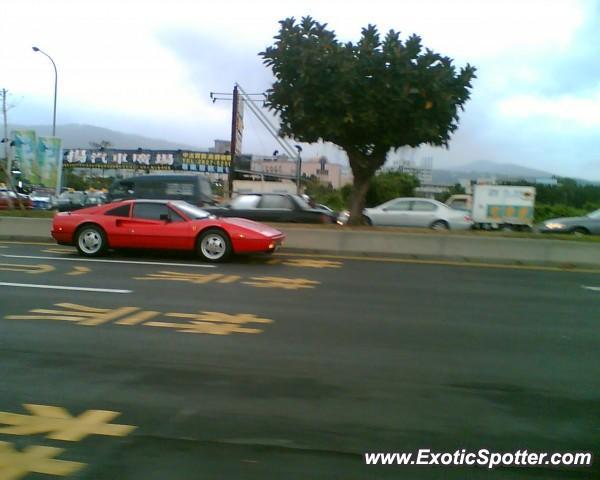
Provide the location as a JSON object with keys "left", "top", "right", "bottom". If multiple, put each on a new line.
{"left": 261, "top": 17, "right": 476, "bottom": 224}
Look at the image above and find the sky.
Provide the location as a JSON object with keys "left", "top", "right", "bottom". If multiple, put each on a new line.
{"left": 1, "top": 0, "right": 599, "bottom": 180}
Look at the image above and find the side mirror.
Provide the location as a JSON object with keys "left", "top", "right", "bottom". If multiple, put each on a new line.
{"left": 159, "top": 214, "right": 171, "bottom": 222}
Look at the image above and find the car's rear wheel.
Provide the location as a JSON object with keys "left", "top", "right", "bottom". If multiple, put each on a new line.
{"left": 75, "top": 225, "right": 107, "bottom": 257}
{"left": 197, "top": 229, "right": 232, "bottom": 263}
{"left": 431, "top": 220, "right": 449, "bottom": 230}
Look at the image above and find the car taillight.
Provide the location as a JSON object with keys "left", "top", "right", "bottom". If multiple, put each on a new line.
{"left": 464, "top": 215, "right": 472, "bottom": 222}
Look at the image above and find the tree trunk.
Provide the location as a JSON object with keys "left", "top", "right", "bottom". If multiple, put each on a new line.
{"left": 347, "top": 174, "right": 371, "bottom": 225}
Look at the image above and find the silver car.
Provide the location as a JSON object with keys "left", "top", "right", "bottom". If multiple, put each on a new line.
{"left": 362, "top": 197, "right": 473, "bottom": 230}
{"left": 538, "top": 209, "right": 600, "bottom": 235}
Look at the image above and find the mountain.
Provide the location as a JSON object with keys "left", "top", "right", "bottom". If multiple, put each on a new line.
{"left": 449, "top": 161, "right": 554, "bottom": 178}
{"left": 8, "top": 124, "right": 203, "bottom": 150}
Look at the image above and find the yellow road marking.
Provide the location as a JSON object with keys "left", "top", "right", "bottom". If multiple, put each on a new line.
{"left": 134, "top": 272, "right": 224, "bottom": 284}
{"left": 281, "top": 258, "right": 342, "bottom": 268}
{"left": 145, "top": 321, "right": 263, "bottom": 335}
{"left": 242, "top": 276, "right": 320, "bottom": 289}
{"left": 6, "top": 303, "right": 147, "bottom": 326}
{"left": 115, "top": 310, "right": 160, "bottom": 325}
{"left": 274, "top": 252, "right": 600, "bottom": 273}
{"left": 0, "top": 263, "right": 54, "bottom": 274}
{"left": 66, "top": 266, "right": 90, "bottom": 276}
{"left": 165, "top": 311, "right": 272, "bottom": 325}
{"left": 0, "top": 404, "right": 135, "bottom": 442}
{"left": 216, "top": 275, "right": 242, "bottom": 283}
{"left": 0, "top": 441, "right": 85, "bottom": 479}
{"left": 42, "top": 248, "right": 73, "bottom": 254}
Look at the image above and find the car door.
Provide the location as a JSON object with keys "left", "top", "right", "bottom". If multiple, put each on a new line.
{"left": 255, "top": 194, "right": 296, "bottom": 222}
{"left": 119, "top": 202, "right": 191, "bottom": 249}
{"left": 370, "top": 199, "right": 412, "bottom": 226}
{"left": 405, "top": 200, "right": 439, "bottom": 227}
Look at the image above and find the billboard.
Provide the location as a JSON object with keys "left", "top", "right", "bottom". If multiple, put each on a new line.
{"left": 36, "top": 136, "right": 62, "bottom": 187}
{"left": 62, "top": 149, "right": 230, "bottom": 173}
{"left": 10, "top": 130, "right": 37, "bottom": 180}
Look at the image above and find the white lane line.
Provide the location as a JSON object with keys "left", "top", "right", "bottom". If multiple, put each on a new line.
{"left": 0, "top": 282, "right": 131, "bottom": 293}
{"left": 2, "top": 254, "right": 216, "bottom": 268}
{"left": 582, "top": 285, "right": 600, "bottom": 291}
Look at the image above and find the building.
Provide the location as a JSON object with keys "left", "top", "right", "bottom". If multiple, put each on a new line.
{"left": 250, "top": 155, "right": 352, "bottom": 189}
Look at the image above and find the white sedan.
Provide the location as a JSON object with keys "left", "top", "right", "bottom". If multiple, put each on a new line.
{"left": 362, "top": 198, "right": 473, "bottom": 230}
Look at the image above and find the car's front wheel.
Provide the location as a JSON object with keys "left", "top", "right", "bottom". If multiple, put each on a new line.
{"left": 197, "top": 229, "right": 232, "bottom": 263}
{"left": 75, "top": 225, "right": 107, "bottom": 257}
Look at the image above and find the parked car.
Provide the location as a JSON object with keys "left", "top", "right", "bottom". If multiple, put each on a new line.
{"left": 51, "top": 199, "right": 285, "bottom": 262}
{"left": 84, "top": 191, "right": 107, "bottom": 207}
{"left": 31, "top": 189, "right": 57, "bottom": 210}
{"left": 538, "top": 209, "right": 600, "bottom": 235}
{"left": 362, "top": 197, "right": 473, "bottom": 230}
{"left": 204, "top": 193, "right": 338, "bottom": 224}
{"left": 107, "top": 174, "right": 215, "bottom": 207}
{"left": 57, "top": 190, "right": 87, "bottom": 212}
{"left": 0, "top": 189, "right": 33, "bottom": 209}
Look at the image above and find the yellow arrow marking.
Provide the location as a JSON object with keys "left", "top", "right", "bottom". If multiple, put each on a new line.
{"left": 0, "top": 441, "right": 85, "bottom": 479}
{"left": 0, "top": 264, "right": 54, "bottom": 274}
{"left": 66, "top": 266, "right": 90, "bottom": 276}
{"left": 0, "top": 404, "right": 136, "bottom": 442}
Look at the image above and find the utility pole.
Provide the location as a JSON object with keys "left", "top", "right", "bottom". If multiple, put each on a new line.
{"left": 228, "top": 85, "right": 239, "bottom": 199}
{"left": 2, "top": 89, "right": 8, "bottom": 166}
{"left": 1, "top": 88, "right": 21, "bottom": 208}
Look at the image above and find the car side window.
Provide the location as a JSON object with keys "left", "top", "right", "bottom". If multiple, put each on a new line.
{"left": 167, "top": 206, "right": 185, "bottom": 223}
{"left": 259, "top": 195, "right": 294, "bottom": 209}
{"left": 132, "top": 203, "right": 170, "bottom": 220}
{"left": 105, "top": 205, "right": 131, "bottom": 217}
{"left": 386, "top": 200, "right": 411, "bottom": 211}
{"left": 411, "top": 201, "right": 438, "bottom": 212}
{"left": 230, "top": 195, "right": 261, "bottom": 209}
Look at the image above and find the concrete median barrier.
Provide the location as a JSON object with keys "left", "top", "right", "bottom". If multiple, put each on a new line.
{"left": 1, "top": 217, "right": 599, "bottom": 268}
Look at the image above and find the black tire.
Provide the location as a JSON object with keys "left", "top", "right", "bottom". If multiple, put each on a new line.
{"left": 431, "top": 220, "right": 449, "bottom": 231}
{"left": 197, "top": 228, "right": 232, "bottom": 263}
{"left": 572, "top": 227, "right": 589, "bottom": 236}
{"left": 75, "top": 225, "right": 107, "bottom": 257}
{"left": 362, "top": 215, "right": 372, "bottom": 226}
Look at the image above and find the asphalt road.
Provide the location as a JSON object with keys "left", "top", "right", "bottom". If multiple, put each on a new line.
{"left": 0, "top": 241, "right": 598, "bottom": 479}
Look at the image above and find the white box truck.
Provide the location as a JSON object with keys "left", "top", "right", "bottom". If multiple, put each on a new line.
{"left": 447, "top": 185, "right": 536, "bottom": 230}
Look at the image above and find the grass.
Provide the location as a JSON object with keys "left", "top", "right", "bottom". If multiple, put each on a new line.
{"left": 0, "top": 210, "right": 56, "bottom": 218}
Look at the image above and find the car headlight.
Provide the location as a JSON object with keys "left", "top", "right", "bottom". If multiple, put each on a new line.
{"left": 544, "top": 222, "right": 566, "bottom": 230}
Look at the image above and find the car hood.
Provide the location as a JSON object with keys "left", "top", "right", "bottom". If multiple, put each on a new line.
{"left": 220, "top": 217, "right": 283, "bottom": 236}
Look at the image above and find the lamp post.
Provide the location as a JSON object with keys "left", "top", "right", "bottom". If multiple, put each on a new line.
{"left": 294, "top": 145, "right": 303, "bottom": 194}
{"left": 32, "top": 46, "right": 62, "bottom": 195}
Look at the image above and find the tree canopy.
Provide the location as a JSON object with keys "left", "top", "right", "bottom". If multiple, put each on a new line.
{"left": 261, "top": 17, "right": 476, "bottom": 223}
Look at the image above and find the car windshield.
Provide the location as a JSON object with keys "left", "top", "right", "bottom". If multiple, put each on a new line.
{"left": 172, "top": 201, "right": 210, "bottom": 219}
{"left": 587, "top": 209, "right": 600, "bottom": 219}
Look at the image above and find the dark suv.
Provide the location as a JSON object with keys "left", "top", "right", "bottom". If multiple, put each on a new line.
{"left": 204, "top": 193, "right": 337, "bottom": 223}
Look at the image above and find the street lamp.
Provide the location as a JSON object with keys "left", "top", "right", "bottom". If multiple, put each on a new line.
{"left": 32, "top": 47, "right": 57, "bottom": 136}
{"left": 294, "top": 145, "right": 303, "bottom": 194}
{"left": 32, "top": 46, "right": 62, "bottom": 195}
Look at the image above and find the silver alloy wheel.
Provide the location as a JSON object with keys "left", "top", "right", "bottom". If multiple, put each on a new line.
{"left": 200, "top": 233, "right": 226, "bottom": 260}
{"left": 78, "top": 228, "right": 103, "bottom": 255}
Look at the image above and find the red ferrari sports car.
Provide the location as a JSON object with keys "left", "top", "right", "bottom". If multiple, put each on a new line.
{"left": 51, "top": 199, "right": 285, "bottom": 262}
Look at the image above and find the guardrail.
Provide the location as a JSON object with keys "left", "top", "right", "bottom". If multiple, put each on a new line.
{"left": 1, "top": 217, "right": 599, "bottom": 268}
